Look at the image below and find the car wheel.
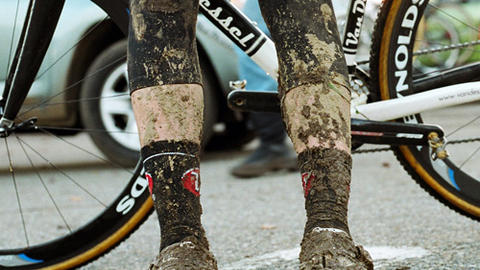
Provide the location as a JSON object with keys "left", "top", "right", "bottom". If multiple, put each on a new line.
{"left": 80, "top": 40, "right": 218, "bottom": 167}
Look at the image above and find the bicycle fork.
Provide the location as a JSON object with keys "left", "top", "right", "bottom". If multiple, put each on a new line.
{"left": 0, "top": 0, "right": 65, "bottom": 134}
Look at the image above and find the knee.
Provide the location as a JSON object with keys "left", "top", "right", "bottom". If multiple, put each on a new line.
{"left": 130, "top": 0, "right": 197, "bottom": 14}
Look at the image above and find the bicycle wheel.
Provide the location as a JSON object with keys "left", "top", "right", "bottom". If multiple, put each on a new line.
{"left": 0, "top": 1, "right": 154, "bottom": 269}
{"left": 370, "top": 0, "right": 480, "bottom": 221}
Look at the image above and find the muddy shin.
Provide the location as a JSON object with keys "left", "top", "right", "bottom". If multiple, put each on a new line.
{"left": 128, "top": 0, "right": 213, "bottom": 264}
{"left": 259, "top": 0, "right": 352, "bottom": 234}
{"left": 258, "top": 1, "right": 373, "bottom": 268}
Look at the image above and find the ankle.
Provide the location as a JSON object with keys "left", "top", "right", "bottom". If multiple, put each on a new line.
{"left": 160, "top": 225, "right": 209, "bottom": 251}
{"left": 304, "top": 216, "right": 350, "bottom": 237}
{"left": 142, "top": 141, "right": 209, "bottom": 251}
{"left": 299, "top": 147, "right": 352, "bottom": 237}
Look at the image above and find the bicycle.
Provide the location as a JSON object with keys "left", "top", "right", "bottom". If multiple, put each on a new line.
{"left": 414, "top": 0, "right": 478, "bottom": 71}
{"left": 0, "top": 0, "right": 479, "bottom": 269}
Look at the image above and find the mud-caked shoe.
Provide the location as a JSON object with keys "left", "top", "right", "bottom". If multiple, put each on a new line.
{"left": 231, "top": 142, "right": 297, "bottom": 178}
{"left": 299, "top": 228, "right": 373, "bottom": 270}
{"left": 149, "top": 236, "right": 217, "bottom": 270}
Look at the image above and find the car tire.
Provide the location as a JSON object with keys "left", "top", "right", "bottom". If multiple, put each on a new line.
{"left": 80, "top": 39, "right": 218, "bottom": 167}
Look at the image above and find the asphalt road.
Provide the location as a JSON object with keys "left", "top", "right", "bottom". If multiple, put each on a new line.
{"left": 82, "top": 143, "right": 479, "bottom": 270}
{"left": 1, "top": 135, "right": 479, "bottom": 270}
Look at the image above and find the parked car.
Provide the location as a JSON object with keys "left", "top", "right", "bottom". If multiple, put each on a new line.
{"left": 0, "top": 1, "right": 252, "bottom": 166}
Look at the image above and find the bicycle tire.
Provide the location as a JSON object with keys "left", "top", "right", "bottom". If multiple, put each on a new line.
{"left": 0, "top": 1, "right": 155, "bottom": 269}
{"left": 370, "top": 0, "right": 480, "bottom": 221}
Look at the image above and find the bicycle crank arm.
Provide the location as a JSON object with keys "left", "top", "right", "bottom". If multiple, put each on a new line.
{"left": 351, "top": 118, "right": 444, "bottom": 146}
{"left": 228, "top": 90, "right": 280, "bottom": 113}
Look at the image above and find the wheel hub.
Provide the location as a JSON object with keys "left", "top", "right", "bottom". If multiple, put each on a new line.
{"left": 0, "top": 117, "right": 38, "bottom": 138}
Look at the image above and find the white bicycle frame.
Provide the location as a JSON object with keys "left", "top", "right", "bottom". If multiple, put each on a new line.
{"left": 209, "top": 0, "right": 480, "bottom": 121}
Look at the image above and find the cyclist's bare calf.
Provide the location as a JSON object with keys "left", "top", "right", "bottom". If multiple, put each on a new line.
{"left": 259, "top": 0, "right": 373, "bottom": 268}
{"left": 129, "top": 1, "right": 216, "bottom": 269}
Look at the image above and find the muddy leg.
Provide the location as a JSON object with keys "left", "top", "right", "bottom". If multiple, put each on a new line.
{"left": 128, "top": 1, "right": 216, "bottom": 269}
{"left": 258, "top": 0, "right": 373, "bottom": 269}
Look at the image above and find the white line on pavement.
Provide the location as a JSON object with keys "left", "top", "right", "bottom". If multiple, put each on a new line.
{"left": 222, "top": 246, "right": 430, "bottom": 270}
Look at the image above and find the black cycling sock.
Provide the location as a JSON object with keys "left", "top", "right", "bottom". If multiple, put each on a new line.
{"left": 258, "top": 0, "right": 345, "bottom": 96}
{"left": 128, "top": 0, "right": 201, "bottom": 93}
{"left": 142, "top": 140, "right": 208, "bottom": 250}
{"left": 298, "top": 147, "right": 351, "bottom": 236}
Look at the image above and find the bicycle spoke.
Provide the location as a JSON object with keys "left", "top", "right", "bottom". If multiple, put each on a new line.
{"left": 16, "top": 136, "right": 107, "bottom": 208}
{"left": 33, "top": 93, "right": 130, "bottom": 107}
{"left": 36, "top": 125, "right": 137, "bottom": 134}
{"left": 5, "top": 0, "right": 21, "bottom": 80}
{"left": 412, "top": 2, "right": 480, "bottom": 67}
{"left": 447, "top": 115, "right": 480, "bottom": 138}
{"left": 35, "top": 16, "right": 109, "bottom": 80}
{"left": 428, "top": 2, "right": 480, "bottom": 34}
{"left": 17, "top": 55, "right": 126, "bottom": 118}
{"left": 15, "top": 134, "right": 72, "bottom": 233}
{"left": 4, "top": 137, "right": 30, "bottom": 247}
{"left": 35, "top": 126, "right": 135, "bottom": 174}
{"left": 459, "top": 143, "right": 480, "bottom": 169}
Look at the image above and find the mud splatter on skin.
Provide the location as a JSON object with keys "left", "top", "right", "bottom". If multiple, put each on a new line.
{"left": 142, "top": 141, "right": 210, "bottom": 251}
{"left": 131, "top": 84, "right": 204, "bottom": 146}
{"left": 283, "top": 82, "right": 350, "bottom": 154}
{"left": 128, "top": 0, "right": 201, "bottom": 92}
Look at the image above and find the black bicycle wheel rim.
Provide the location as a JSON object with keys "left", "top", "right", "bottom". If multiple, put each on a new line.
{"left": 0, "top": 1, "right": 154, "bottom": 269}
{"left": 370, "top": 0, "right": 480, "bottom": 220}
{"left": 0, "top": 162, "right": 152, "bottom": 269}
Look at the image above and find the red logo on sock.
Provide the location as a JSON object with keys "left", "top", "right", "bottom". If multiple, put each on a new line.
{"left": 301, "top": 172, "right": 314, "bottom": 197}
{"left": 145, "top": 172, "right": 153, "bottom": 194}
{"left": 182, "top": 168, "right": 201, "bottom": 196}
